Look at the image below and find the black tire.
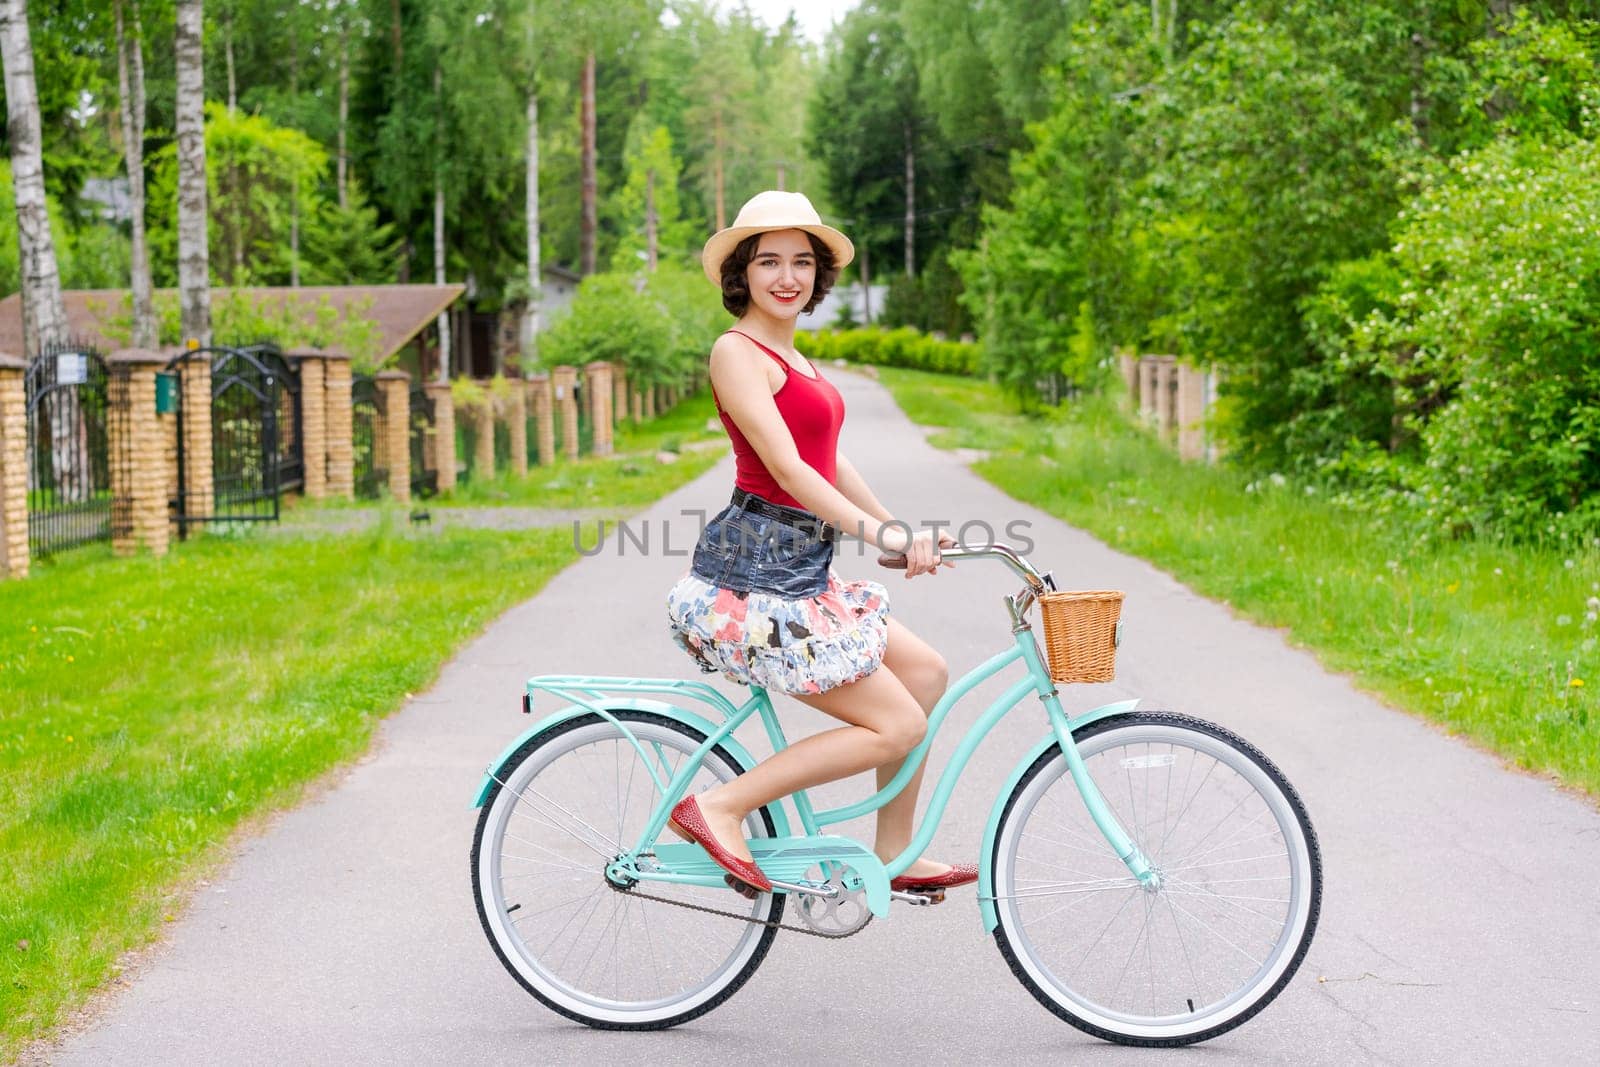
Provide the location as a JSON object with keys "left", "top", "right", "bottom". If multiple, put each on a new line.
{"left": 991, "top": 712, "right": 1321, "bottom": 1046}
{"left": 471, "top": 710, "right": 783, "bottom": 1030}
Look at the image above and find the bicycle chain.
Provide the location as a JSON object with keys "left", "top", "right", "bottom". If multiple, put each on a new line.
{"left": 615, "top": 882, "right": 873, "bottom": 940}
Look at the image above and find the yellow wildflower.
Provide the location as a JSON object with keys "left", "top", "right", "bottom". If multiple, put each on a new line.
{"left": 1571, "top": 678, "right": 1586, "bottom": 688}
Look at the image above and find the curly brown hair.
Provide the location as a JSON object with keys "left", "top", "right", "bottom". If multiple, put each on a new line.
{"left": 718, "top": 231, "right": 839, "bottom": 316}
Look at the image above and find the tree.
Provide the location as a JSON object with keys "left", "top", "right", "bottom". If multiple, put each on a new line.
{"left": 510, "top": 0, "right": 544, "bottom": 353}
{"left": 678, "top": 7, "right": 783, "bottom": 228}
{"left": 0, "top": 0, "right": 68, "bottom": 353}
{"left": 809, "top": 2, "right": 967, "bottom": 303}
{"left": 607, "top": 123, "right": 695, "bottom": 272}
{"left": 174, "top": 0, "right": 209, "bottom": 346}
{"left": 115, "top": 0, "right": 156, "bottom": 349}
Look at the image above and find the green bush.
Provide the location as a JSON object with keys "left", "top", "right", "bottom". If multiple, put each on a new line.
{"left": 536, "top": 262, "right": 722, "bottom": 390}
{"left": 1328, "top": 134, "right": 1600, "bottom": 540}
{"left": 798, "top": 326, "right": 980, "bottom": 376}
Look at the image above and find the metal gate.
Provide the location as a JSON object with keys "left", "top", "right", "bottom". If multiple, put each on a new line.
{"left": 24, "top": 341, "right": 114, "bottom": 555}
{"left": 351, "top": 374, "right": 386, "bottom": 499}
{"left": 408, "top": 383, "right": 438, "bottom": 497}
{"left": 169, "top": 342, "right": 303, "bottom": 535}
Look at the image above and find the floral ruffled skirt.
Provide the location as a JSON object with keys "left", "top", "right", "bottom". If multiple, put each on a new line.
{"left": 666, "top": 569, "right": 890, "bottom": 695}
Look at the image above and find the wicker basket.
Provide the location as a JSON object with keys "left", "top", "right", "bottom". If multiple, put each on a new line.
{"left": 1037, "top": 590, "right": 1124, "bottom": 683}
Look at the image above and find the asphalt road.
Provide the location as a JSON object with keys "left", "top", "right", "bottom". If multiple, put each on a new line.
{"left": 32, "top": 369, "right": 1600, "bottom": 1065}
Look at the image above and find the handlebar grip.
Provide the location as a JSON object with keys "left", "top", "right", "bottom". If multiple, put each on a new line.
{"left": 877, "top": 553, "right": 908, "bottom": 570}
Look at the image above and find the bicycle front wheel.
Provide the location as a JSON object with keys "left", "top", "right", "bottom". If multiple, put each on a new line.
{"left": 472, "top": 710, "right": 783, "bottom": 1029}
{"left": 991, "top": 712, "right": 1321, "bottom": 1046}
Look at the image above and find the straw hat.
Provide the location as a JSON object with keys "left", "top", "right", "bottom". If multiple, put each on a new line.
{"left": 701, "top": 190, "right": 855, "bottom": 285}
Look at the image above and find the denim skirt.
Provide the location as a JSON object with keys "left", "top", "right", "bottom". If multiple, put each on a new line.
{"left": 665, "top": 499, "right": 890, "bottom": 695}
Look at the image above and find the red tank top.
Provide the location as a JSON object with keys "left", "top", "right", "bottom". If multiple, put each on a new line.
{"left": 711, "top": 329, "right": 845, "bottom": 510}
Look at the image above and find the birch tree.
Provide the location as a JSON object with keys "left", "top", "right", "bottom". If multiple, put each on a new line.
{"left": 175, "top": 0, "right": 210, "bottom": 346}
{"left": 431, "top": 57, "right": 449, "bottom": 379}
{"left": 115, "top": 0, "right": 157, "bottom": 349}
{"left": 511, "top": 0, "right": 544, "bottom": 356}
{"left": 1, "top": 0, "right": 81, "bottom": 500}
{"left": 0, "top": 0, "right": 68, "bottom": 355}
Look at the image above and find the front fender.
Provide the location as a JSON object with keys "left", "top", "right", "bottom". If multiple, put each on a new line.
{"left": 977, "top": 698, "right": 1140, "bottom": 933}
{"left": 470, "top": 699, "right": 786, "bottom": 834}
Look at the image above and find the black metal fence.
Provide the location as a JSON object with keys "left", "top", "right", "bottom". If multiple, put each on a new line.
{"left": 25, "top": 341, "right": 119, "bottom": 556}
{"left": 408, "top": 383, "right": 437, "bottom": 498}
{"left": 169, "top": 342, "right": 302, "bottom": 534}
{"left": 351, "top": 374, "right": 386, "bottom": 499}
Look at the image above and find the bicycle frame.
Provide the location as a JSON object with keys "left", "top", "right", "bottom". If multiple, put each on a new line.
{"left": 489, "top": 621, "right": 1154, "bottom": 893}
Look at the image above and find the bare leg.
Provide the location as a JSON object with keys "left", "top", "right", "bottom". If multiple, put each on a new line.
{"left": 692, "top": 664, "right": 927, "bottom": 864}
{"left": 871, "top": 618, "right": 951, "bottom": 878}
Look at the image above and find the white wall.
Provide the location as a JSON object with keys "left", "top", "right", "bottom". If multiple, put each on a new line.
{"left": 798, "top": 281, "right": 890, "bottom": 330}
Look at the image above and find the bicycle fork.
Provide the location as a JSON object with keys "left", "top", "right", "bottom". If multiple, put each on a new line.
{"left": 1025, "top": 648, "right": 1160, "bottom": 889}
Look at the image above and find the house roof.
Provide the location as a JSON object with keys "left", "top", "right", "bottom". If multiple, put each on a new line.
{"left": 0, "top": 284, "right": 466, "bottom": 362}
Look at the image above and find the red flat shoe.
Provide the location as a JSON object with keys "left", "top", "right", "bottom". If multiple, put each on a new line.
{"left": 667, "top": 796, "right": 773, "bottom": 893}
{"left": 890, "top": 863, "right": 979, "bottom": 893}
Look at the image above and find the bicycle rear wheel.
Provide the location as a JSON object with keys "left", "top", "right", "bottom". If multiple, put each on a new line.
{"left": 472, "top": 710, "right": 783, "bottom": 1029}
{"left": 991, "top": 712, "right": 1320, "bottom": 1046}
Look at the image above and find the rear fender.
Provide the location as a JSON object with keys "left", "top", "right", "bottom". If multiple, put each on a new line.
{"left": 470, "top": 699, "right": 788, "bottom": 835}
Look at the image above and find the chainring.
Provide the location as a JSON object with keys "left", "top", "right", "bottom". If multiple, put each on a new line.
{"left": 793, "top": 864, "right": 874, "bottom": 937}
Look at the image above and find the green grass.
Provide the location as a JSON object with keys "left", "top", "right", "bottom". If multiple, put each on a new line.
{"left": 879, "top": 366, "right": 1600, "bottom": 798}
{"left": 0, "top": 522, "right": 580, "bottom": 1058}
{"left": 443, "top": 389, "right": 726, "bottom": 509}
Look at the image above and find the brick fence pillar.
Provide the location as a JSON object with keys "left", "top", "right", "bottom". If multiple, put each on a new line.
{"left": 472, "top": 388, "right": 496, "bottom": 478}
{"left": 376, "top": 371, "right": 411, "bottom": 502}
{"left": 584, "top": 361, "right": 613, "bottom": 457}
{"left": 642, "top": 385, "right": 656, "bottom": 420}
{"left": 321, "top": 352, "right": 354, "bottom": 499}
{"left": 179, "top": 353, "right": 214, "bottom": 533}
{"left": 0, "top": 353, "right": 28, "bottom": 578}
{"left": 528, "top": 374, "right": 554, "bottom": 466}
{"left": 425, "top": 381, "right": 457, "bottom": 492}
{"left": 1176, "top": 363, "right": 1207, "bottom": 462}
{"left": 552, "top": 365, "right": 579, "bottom": 460}
{"left": 108, "top": 349, "right": 170, "bottom": 557}
{"left": 612, "top": 367, "right": 629, "bottom": 428}
{"left": 507, "top": 380, "right": 528, "bottom": 477}
{"left": 291, "top": 351, "right": 328, "bottom": 499}
{"left": 631, "top": 388, "right": 643, "bottom": 422}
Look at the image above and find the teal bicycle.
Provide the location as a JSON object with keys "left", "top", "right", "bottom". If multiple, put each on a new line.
{"left": 470, "top": 543, "right": 1321, "bottom": 1046}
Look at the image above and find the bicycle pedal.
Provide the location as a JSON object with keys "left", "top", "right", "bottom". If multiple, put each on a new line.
{"left": 723, "top": 874, "right": 762, "bottom": 900}
{"left": 889, "top": 888, "right": 945, "bottom": 906}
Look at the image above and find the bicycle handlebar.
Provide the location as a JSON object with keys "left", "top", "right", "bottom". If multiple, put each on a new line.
{"left": 877, "top": 541, "right": 1050, "bottom": 592}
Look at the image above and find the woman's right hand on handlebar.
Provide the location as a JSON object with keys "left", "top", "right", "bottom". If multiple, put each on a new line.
{"left": 879, "top": 529, "right": 955, "bottom": 579}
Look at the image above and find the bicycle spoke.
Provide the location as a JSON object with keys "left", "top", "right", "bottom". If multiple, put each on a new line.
{"left": 993, "top": 717, "right": 1318, "bottom": 1041}
{"left": 1161, "top": 893, "right": 1267, "bottom": 969}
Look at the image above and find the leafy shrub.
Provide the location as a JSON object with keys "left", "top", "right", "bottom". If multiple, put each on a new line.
{"left": 1313, "top": 134, "right": 1600, "bottom": 539}
{"left": 799, "top": 326, "right": 980, "bottom": 376}
{"left": 536, "top": 262, "right": 722, "bottom": 389}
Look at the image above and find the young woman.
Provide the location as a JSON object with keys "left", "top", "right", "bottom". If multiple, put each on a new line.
{"left": 664, "top": 190, "right": 973, "bottom": 897}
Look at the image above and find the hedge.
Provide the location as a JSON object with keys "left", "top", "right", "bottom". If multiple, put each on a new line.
{"left": 798, "top": 326, "right": 980, "bottom": 377}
